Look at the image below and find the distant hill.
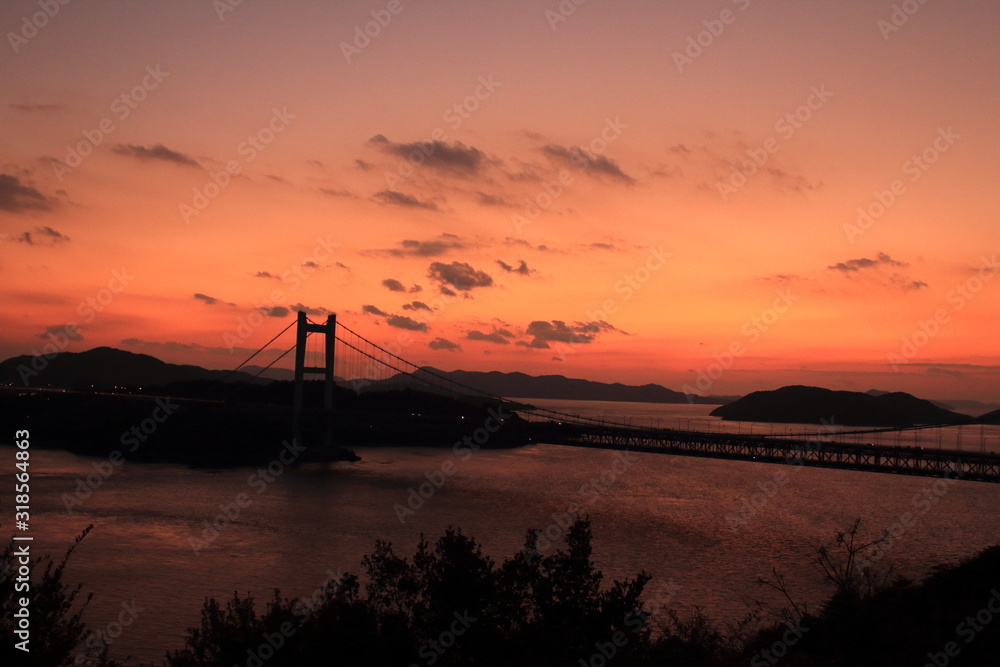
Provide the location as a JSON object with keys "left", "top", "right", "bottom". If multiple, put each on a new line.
{"left": 364, "top": 368, "right": 735, "bottom": 405}
{"left": 711, "top": 385, "right": 969, "bottom": 426}
{"left": 0, "top": 347, "right": 261, "bottom": 390}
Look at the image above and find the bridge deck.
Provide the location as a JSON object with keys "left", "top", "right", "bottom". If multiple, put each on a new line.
{"left": 522, "top": 416, "right": 1000, "bottom": 483}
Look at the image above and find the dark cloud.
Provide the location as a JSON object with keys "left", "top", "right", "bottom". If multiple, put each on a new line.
{"left": 362, "top": 304, "right": 389, "bottom": 317}
{"left": 194, "top": 293, "right": 235, "bottom": 306}
{"left": 113, "top": 143, "right": 199, "bottom": 167}
{"left": 409, "top": 284, "right": 423, "bottom": 293}
{"left": 476, "top": 192, "right": 509, "bottom": 206}
{"left": 38, "top": 324, "right": 83, "bottom": 340}
{"left": 402, "top": 301, "right": 432, "bottom": 312}
{"left": 466, "top": 328, "right": 515, "bottom": 345}
{"left": 522, "top": 320, "right": 622, "bottom": 349}
{"left": 290, "top": 303, "right": 333, "bottom": 316}
{"left": 354, "top": 159, "right": 373, "bottom": 170}
{"left": 379, "top": 234, "right": 463, "bottom": 258}
{"left": 259, "top": 306, "right": 290, "bottom": 318}
{"left": 440, "top": 286, "right": 457, "bottom": 297}
{"left": 428, "top": 261, "right": 493, "bottom": 291}
{"left": 302, "top": 260, "right": 319, "bottom": 269}
{"left": 429, "top": 337, "right": 461, "bottom": 351}
{"left": 590, "top": 242, "right": 616, "bottom": 251}
{"left": 386, "top": 315, "right": 428, "bottom": 332}
{"left": 496, "top": 259, "right": 535, "bottom": 275}
{"left": 16, "top": 226, "right": 68, "bottom": 245}
{"left": 828, "top": 252, "right": 905, "bottom": 273}
{"left": 373, "top": 189, "right": 438, "bottom": 210}
{"left": 368, "top": 135, "right": 489, "bottom": 176}
{"left": 252, "top": 271, "right": 277, "bottom": 279}
{"left": 319, "top": 187, "right": 355, "bottom": 198}
{"left": 382, "top": 278, "right": 406, "bottom": 292}
{"left": 0, "top": 174, "right": 57, "bottom": 212}
{"left": 9, "top": 103, "right": 64, "bottom": 112}
{"left": 541, "top": 145, "right": 635, "bottom": 183}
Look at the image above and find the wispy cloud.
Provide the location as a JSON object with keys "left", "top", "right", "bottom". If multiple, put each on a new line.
{"left": 113, "top": 143, "right": 200, "bottom": 167}
{"left": 0, "top": 174, "right": 57, "bottom": 212}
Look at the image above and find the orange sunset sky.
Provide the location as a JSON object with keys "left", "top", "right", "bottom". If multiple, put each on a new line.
{"left": 1, "top": 0, "right": 998, "bottom": 400}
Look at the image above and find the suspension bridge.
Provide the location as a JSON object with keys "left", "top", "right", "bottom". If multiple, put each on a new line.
{"left": 220, "top": 312, "right": 1000, "bottom": 484}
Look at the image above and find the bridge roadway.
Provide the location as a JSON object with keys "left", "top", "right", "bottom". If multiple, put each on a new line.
{"left": 522, "top": 417, "right": 1000, "bottom": 483}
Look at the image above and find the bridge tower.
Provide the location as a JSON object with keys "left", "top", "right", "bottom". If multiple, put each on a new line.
{"left": 292, "top": 310, "right": 336, "bottom": 448}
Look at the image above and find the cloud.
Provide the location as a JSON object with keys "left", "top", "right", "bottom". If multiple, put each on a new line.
{"left": 354, "top": 159, "right": 373, "bottom": 170}
{"left": 16, "top": 226, "right": 68, "bottom": 245}
{"left": 9, "top": 103, "right": 64, "bottom": 112}
{"left": 541, "top": 144, "right": 635, "bottom": 183}
{"left": 290, "top": 303, "right": 333, "bottom": 316}
{"left": 194, "top": 293, "right": 235, "bottom": 306}
{"left": 367, "top": 135, "right": 489, "bottom": 176}
{"left": 112, "top": 143, "right": 199, "bottom": 167}
{"left": 319, "top": 187, "right": 355, "bottom": 198}
{"left": 375, "top": 234, "right": 463, "bottom": 258}
{"left": 259, "top": 306, "right": 290, "bottom": 318}
{"left": 828, "top": 252, "right": 905, "bottom": 273}
{"left": 589, "top": 242, "right": 616, "bottom": 251}
{"left": 428, "top": 261, "right": 493, "bottom": 291}
{"left": 362, "top": 304, "right": 389, "bottom": 317}
{"left": 252, "top": 271, "right": 278, "bottom": 279}
{"left": 402, "top": 301, "right": 432, "bottom": 312}
{"left": 926, "top": 367, "right": 963, "bottom": 377}
{"left": 386, "top": 315, "right": 428, "bottom": 332}
{"left": 382, "top": 278, "right": 406, "bottom": 292}
{"left": 373, "top": 189, "right": 438, "bottom": 210}
{"left": 429, "top": 337, "right": 461, "bottom": 351}
{"left": 466, "top": 329, "right": 514, "bottom": 345}
{"left": 0, "top": 174, "right": 57, "bottom": 212}
{"left": 38, "top": 324, "right": 83, "bottom": 340}
{"left": 496, "top": 259, "right": 535, "bottom": 275}
{"left": 521, "top": 320, "right": 622, "bottom": 349}
{"left": 476, "top": 192, "right": 510, "bottom": 206}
